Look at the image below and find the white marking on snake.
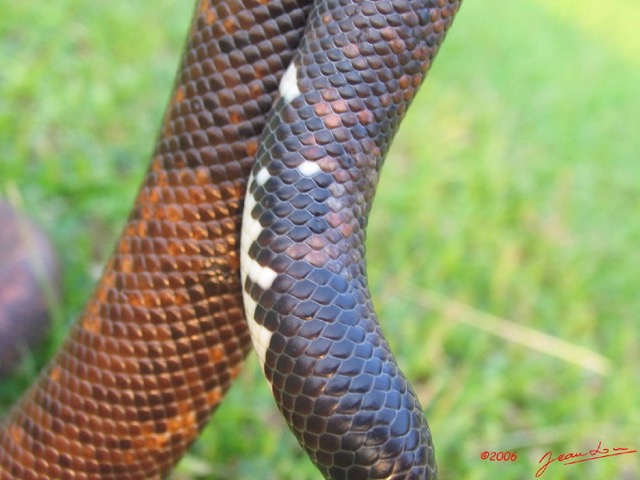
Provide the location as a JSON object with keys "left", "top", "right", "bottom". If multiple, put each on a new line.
{"left": 240, "top": 180, "right": 275, "bottom": 369}
{"left": 245, "top": 217, "right": 262, "bottom": 244}
{"left": 255, "top": 167, "right": 270, "bottom": 186}
{"left": 243, "top": 190, "right": 256, "bottom": 214}
{"left": 239, "top": 175, "right": 257, "bottom": 282}
{"left": 241, "top": 291, "right": 271, "bottom": 368}
{"left": 279, "top": 62, "right": 301, "bottom": 103}
{"left": 246, "top": 259, "right": 277, "bottom": 290}
{"left": 297, "top": 161, "right": 321, "bottom": 177}
{"left": 241, "top": 194, "right": 262, "bottom": 245}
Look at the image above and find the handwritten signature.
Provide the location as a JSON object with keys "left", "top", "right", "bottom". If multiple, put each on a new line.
{"left": 536, "top": 441, "right": 637, "bottom": 477}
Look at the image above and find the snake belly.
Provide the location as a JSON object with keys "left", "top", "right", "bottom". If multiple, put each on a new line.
{"left": 0, "top": 0, "right": 460, "bottom": 479}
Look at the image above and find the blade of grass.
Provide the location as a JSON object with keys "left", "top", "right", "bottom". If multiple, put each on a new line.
{"left": 403, "top": 285, "right": 612, "bottom": 376}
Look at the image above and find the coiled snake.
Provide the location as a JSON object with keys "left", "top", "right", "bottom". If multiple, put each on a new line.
{"left": 0, "top": 1, "right": 461, "bottom": 478}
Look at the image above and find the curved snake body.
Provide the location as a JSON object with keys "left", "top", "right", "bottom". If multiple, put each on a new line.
{"left": 0, "top": 1, "right": 461, "bottom": 478}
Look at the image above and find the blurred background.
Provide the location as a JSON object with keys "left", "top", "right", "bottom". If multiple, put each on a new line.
{"left": 1, "top": 0, "right": 638, "bottom": 478}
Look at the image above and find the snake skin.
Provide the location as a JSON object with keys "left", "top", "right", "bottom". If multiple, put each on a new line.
{"left": 0, "top": 0, "right": 460, "bottom": 479}
{"left": 240, "top": 1, "right": 459, "bottom": 478}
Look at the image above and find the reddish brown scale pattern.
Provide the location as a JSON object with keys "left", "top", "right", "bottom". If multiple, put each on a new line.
{"left": 0, "top": 1, "right": 314, "bottom": 479}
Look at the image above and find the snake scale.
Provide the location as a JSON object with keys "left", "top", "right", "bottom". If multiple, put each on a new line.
{"left": 0, "top": 1, "right": 461, "bottom": 478}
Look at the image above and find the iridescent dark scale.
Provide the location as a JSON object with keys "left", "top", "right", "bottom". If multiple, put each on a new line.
{"left": 243, "top": 1, "right": 460, "bottom": 478}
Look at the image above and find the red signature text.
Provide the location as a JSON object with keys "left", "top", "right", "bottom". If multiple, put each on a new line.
{"left": 536, "top": 441, "right": 637, "bottom": 477}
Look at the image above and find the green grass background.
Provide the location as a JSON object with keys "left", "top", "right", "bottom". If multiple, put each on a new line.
{"left": 1, "top": 1, "right": 638, "bottom": 479}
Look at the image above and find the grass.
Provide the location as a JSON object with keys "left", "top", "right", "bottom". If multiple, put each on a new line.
{"left": 1, "top": 1, "right": 639, "bottom": 479}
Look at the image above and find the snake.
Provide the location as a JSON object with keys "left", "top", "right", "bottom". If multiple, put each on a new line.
{"left": 0, "top": 1, "right": 461, "bottom": 478}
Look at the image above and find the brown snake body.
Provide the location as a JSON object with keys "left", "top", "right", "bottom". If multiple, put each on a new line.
{"left": 0, "top": 1, "right": 461, "bottom": 478}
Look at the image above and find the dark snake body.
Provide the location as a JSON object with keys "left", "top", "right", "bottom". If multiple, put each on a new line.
{"left": 0, "top": 1, "right": 461, "bottom": 478}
